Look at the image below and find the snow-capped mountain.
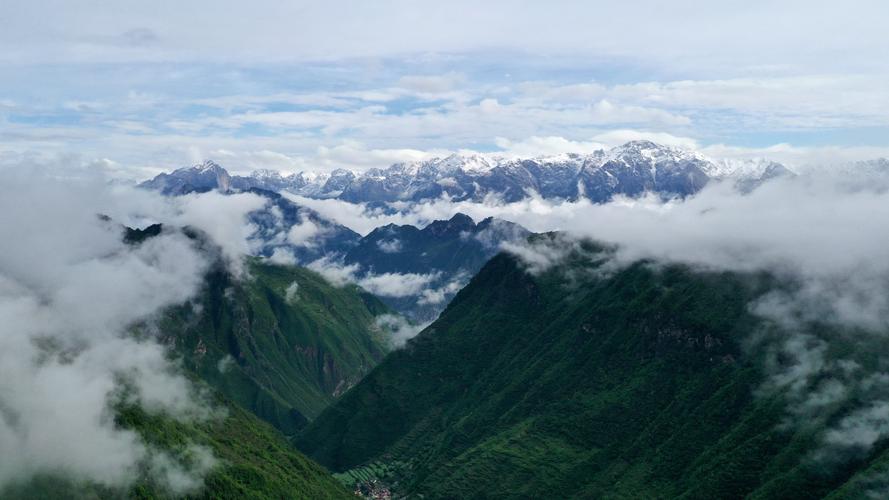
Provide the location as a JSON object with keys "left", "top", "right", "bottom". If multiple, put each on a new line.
{"left": 140, "top": 159, "right": 233, "bottom": 195}
{"left": 713, "top": 158, "right": 796, "bottom": 193}
{"left": 140, "top": 141, "right": 796, "bottom": 202}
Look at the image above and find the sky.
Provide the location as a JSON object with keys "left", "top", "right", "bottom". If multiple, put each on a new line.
{"left": 1, "top": 0, "right": 888, "bottom": 179}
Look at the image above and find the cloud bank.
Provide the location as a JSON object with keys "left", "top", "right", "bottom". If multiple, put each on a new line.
{"left": 0, "top": 171, "right": 225, "bottom": 493}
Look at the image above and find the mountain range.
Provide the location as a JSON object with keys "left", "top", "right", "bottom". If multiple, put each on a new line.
{"left": 138, "top": 181, "right": 532, "bottom": 321}
{"left": 140, "top": 141, "right": 795, "bottom": 203}
{"left": 115, "top": 144, "right": 889, "bottom": 499}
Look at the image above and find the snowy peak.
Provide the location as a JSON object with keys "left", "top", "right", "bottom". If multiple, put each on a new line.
{"left": 602, "top": 141, "right": 708, "bottom": 170}
{"left": 140, "top": 159, "right": 232, "bottom": 195}
{"left": 434, "top": 153, "right": 498, "bottom": 173}
{"left": 194, "top": 159, "right": 225, "bottom": 173}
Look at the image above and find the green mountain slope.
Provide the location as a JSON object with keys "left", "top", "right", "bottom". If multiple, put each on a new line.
{"left": 296, "top": 237, "right": 889, "bottom": 498}
{"left": 4, "top": 395, "right": 352, "bottom": 499}
{"left": 157, "top": 258, "right": 391, "bottom": 435}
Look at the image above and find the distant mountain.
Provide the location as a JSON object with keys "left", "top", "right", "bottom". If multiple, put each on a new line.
{"left": 296, "top": 235, "right": 889, "bottom": 498}
{"left": 137, "top": 166, "right": 532, "bottom": 320}
{"left": 714, "top": 157, "right": 796, "bottom": 193}
{"left": 140, "top": 160, "right": 233, "bottom": 195}
{"left": 245, "top": 188, "right": 361, "bottom": 265}
{"left": 135, "top": 177, "right": 363, "bottom": 265}
{"left": 343, "top": 213, "right": 531, "bottom": 321}
{"left": 141, "top": 141, "right": 797, "bottom": 203}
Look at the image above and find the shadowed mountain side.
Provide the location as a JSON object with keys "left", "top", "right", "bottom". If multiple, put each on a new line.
{"left": 155, "top": 258, "right": 392, "bottom": 435}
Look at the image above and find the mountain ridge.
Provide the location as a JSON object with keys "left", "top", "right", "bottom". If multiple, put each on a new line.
{"left": 140, "top": 141, "right": 799, "bottom": 203}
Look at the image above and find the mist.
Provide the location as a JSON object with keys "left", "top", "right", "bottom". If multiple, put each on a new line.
{"left": 0, "top": 167, "right": 268, "bottom": 493}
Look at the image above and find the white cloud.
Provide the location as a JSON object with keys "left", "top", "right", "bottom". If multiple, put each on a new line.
{"left": 376, "top": 239, "right": 402, "bottom": 253}
{"left": 493, "top": 136, "right": 606, "bottom": 157}
{"left": 373, "top": 314, "right": 432, "bottom": 348}
{"left": 171, "top": 191, "right": 267, "bottom": 276}
{"left": 286, "top": 218, "right": 326, "bottom": 247}
{"left": 217, "top": 355, "right": 236, "bottom": 374}
{"left": 284, "top": 281, "right": 299, "bottom": 304}
{"left": 501, "top": 235, "right": 587, "bottom": 276}
{"left": 417, "top": 275, "right": 468, "bottom": 306}
{"left": 306, "top": 257, "right": 361, "bottom": 287}
{"left": 357, "top": 271, "right": 440, "bottom": 298}
{"left": 611, "top": 75, "right": 889, "bottom": 129}
{"left": 304, "top": 255, "right": 442, "bottom": 300}
{"left": 267, "top": 247, "right": 297, "bottom": 265}
{"left": 0, "top": 169, "right": 219, "bottom": 492}
{"left": 2, "top": 1, "right": 886, "bottom": 75}
{"left": 591, "top": 130, "right": 700, "bottom": 149}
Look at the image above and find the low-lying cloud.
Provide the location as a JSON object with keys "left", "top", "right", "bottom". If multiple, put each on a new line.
{"left": 0, "top": 167, "right": 265, "bottom": 493}
{"left": 373, "top": 314, "right": 432, "bottom": 348}
{"left": 306, "top": 257, "right": 440, "bottom": 299}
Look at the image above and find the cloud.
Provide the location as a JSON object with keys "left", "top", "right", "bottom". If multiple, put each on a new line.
{"left": 493, "top": 136, "right": 607, "bottom": 157}
{"left": 119, "top": 28, "right": 160, "bottom": 47}
{"left": 611, "top": 76, "right": 889, "bottom": 129}
{"left": 306, "top": 257, "right": 361, "bottom": 287}
{"left": 376, "top": 239, "right": 402, "bottom": 253}
{"left": 3, "top": 1, "right": 886, "bottom": 74}
{"left": 398, "top": 73, "right": 466, "bottom": 93}
{"left": 284, "top": 281, "right": 299, "bottom": 304}
{"left": 357, "top": 271, "right": 440, "bottom": 298}
{"left": 217, "top": 355, "right": 236, "bottom": 374}
{"left": 373, "top": 314, "right": 432, "bottom": 348}
{"left": 0, "top": 168, "right": 219, "bottom": 493}
{"left": 171, "top": 191, "right": 267, "bottom": 276}
{"left": 286, "top": 217, "right": 326, "bottom": 247}
{"left": 417, "top": 274, "right": 469, "bottom": 306}
{"left": 267, "top": 247, "right": 297, "bottom": 265}
{"left": 304, "top": 255, "right": 444, "bottom": 301}
{"left": 590, "top": 129, "right": 700, "bottom": 149}
{"left": 501, "top": 235, "right": 589, "bottom": 275}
